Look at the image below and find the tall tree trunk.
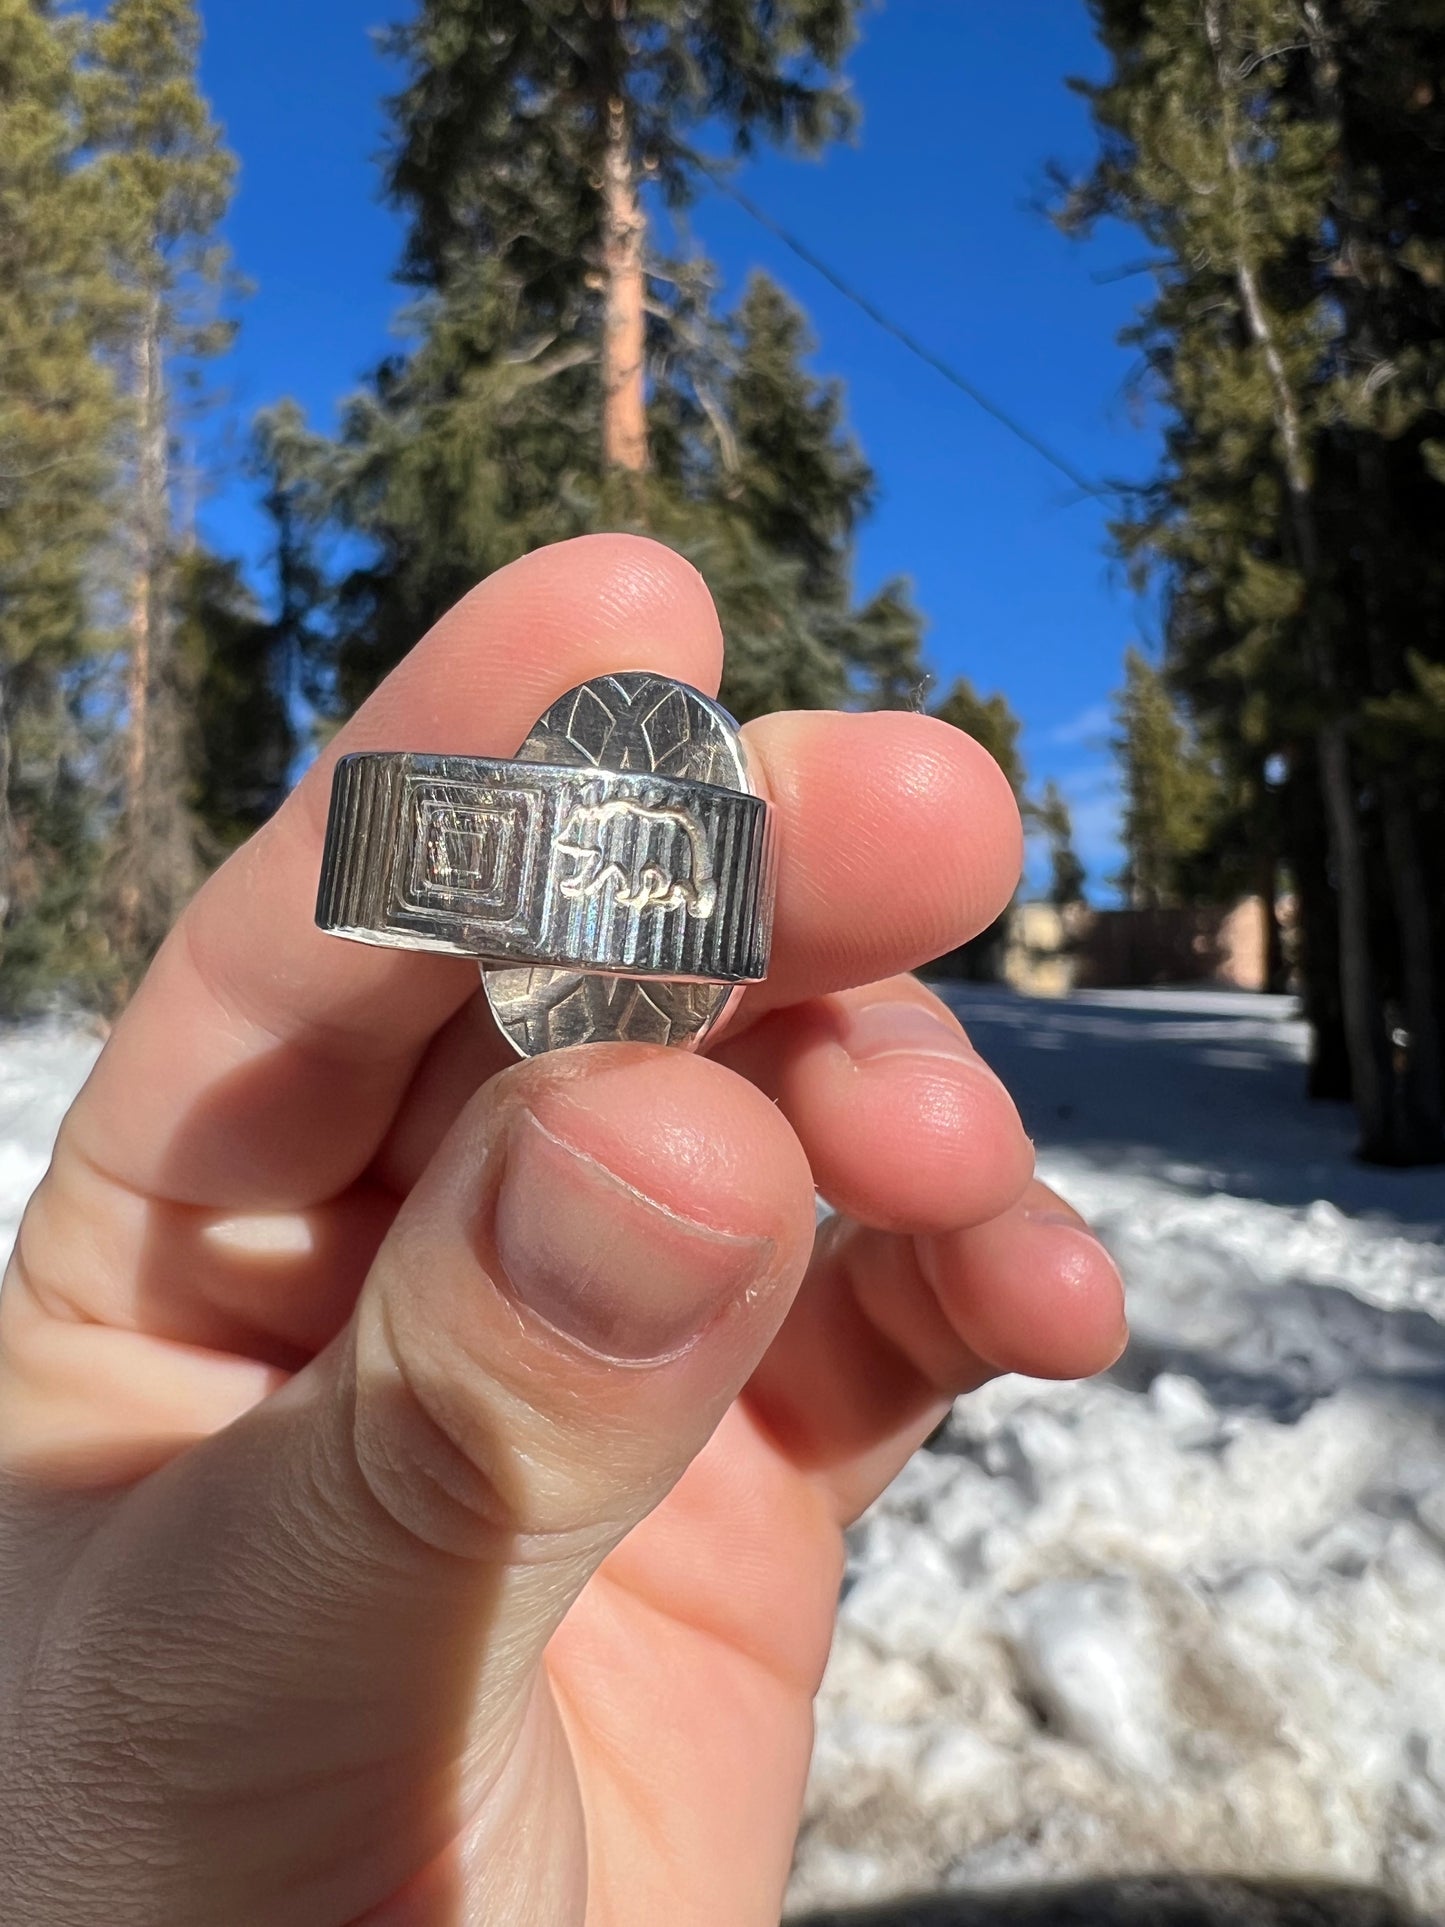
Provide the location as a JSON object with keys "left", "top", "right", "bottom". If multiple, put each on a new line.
{"left": 1291, "top": 749, "right": 1351, "bottom": 1099}
{"left": 1379, "top": 776, "right": 1443, "bottom": 1149}
{"left": 1300, "top": 0, "right": 1443, "bottom": 1160}
{"left": 1203, "top": 0, "right": 1396, "bottom": 1158}
{"left": 1351, "top": 437, "right": 1442, "bottom": 1155}
{"left": 118, "top": 289, "right": 167, "bottom": 961}
{"left": 598, "top": 3, "right": 647, "bottom": 476}
{"left": 0, "top": 667, "right": 13, "bottom": 939}
{"left": 1313, "top": 720, "right": 1394, "bottom": 1151}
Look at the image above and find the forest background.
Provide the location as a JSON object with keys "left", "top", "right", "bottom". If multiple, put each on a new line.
{"left": 2, "top": 0, "right": 1443, "bottom": 1166}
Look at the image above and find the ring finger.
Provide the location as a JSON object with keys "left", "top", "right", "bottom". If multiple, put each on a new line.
{"left": 747, "top": 1177, "right": 1129, "bottom": 1527}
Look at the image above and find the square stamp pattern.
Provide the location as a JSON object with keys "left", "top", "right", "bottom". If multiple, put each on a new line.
{"left": 391, "top": 778, "right": 541, "bottom": 940}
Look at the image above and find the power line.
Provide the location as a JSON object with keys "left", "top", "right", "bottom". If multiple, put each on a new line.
{"left": 690, "top": 156, "right": 1109, "bottom": 502}
{"left": 519, "top": 0, "right": 1108, "bottom": 500}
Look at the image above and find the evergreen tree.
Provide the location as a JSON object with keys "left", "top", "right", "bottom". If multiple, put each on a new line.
{"left": 1066, "top": 0, "right": 1445, "bottom": 1161}
{"left": 252, "top": 399, "right": 329, "bottom": 729}
{"left": 383, "top": 0, "right": 853, "bottom": 476}
{"left": 1035, "top": 778, "right": 1087, "bottom": 909}
{"left": 83, "top": 0, "right": 240, "bottom": 983}
{"left": 689, "top": 273, "right": 925, "bottom": 720}
{"left": 927, "top": 674, "right": 1026, "bottom": 981}
{"left": 721, "top": 273, "right": 869, "bottom": 604}
{"left": 931, "top": 674, "right": 1025, "bottom": 797}
{"left": 0, "top": 0, "right": 117, "bottom": 993}
{"left": 1112, "top": 646, "right": 1217, "bottom": 910}
{"left": 175, "top": 549, "right": 292, "bottom": 854}
{"left": 934, "top": 682, "right": 1086, "bottom": 914}
{"left": 279, "top": 0, "right": 923, "bottom": 726}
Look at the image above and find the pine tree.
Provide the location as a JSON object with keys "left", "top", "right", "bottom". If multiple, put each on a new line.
{"left": 934, "top": 683, "right": 1086, "bottom": 918}
{"left": 252, "top": 399, "right": 329, "bottom": 728}
{"left": 931, "top": 675, "right": 1025, "bottom": 797}
{"left": 175, "top": 549, "right": 292, "bottom": 854}
{"left": 383, "top": 0, "right": 854, "bottom": 477}
{"left": 1066, "top": 0, "right": 1445, "bottom": 1161}
{"left": 0, "top": 0, "right": 117, "bottom": 994}
{"left": 82, "top": 0, "right": 239, "bottom": 982}
{"left": 1303, "top": 0, "right": 1445, "bottom": 1154}
{"left": 712, "top": 273, "right": 925, "bottom": 718}
{"left": 927, "top": 675, "right": 1026, "bottom": 980}
{"left": 278, "top": 0, "right": 923, "bottom": 726}
{"left": 1112, "top": 647, "right": 1217, "bottom": 910}
{"left": 1034, "top": 778, "right": 1087, "bottom": 908}
{"left": 721, "top": 273, "right": 869, "bottom": 601}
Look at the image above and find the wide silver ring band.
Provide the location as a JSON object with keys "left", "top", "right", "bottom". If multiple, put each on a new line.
{"left": 316, "top": 750, "right": 774, "bottom": 984}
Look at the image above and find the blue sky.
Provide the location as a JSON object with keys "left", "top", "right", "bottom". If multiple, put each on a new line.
{"left": 195, "top": 0, "right": 1152, "bottom": 896}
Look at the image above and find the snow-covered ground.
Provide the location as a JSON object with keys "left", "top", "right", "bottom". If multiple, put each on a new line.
{"left": 790, "top": 988, "right": 1445, "bottom": 1920}
{"left": 2, "top": 995, "right": 1443, "bottom": 1921}
{"left": 0, "top": 1020, "right": 103, "bottom": 1261}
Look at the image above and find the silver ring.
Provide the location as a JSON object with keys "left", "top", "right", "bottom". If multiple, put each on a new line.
{"left": 315, "top": 672, "right": 774, "bottom": 1055}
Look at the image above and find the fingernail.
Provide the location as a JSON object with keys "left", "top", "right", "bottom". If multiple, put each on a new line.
{"left": 492, "top": 1110, "right": 775, "bottom": 1362}
{"left": 842, "top": 1002, "right": 978, "bottom": 1067}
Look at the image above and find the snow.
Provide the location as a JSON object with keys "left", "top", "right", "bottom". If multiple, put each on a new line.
{"left": 0, "top": 1020, "right": 103, "bottom": 1264}
{"left": 789, "top": 988, "right": 1445, "bottom": 1918}
{"left": 2, "top": 993, "right": 1443, "bottom": 1916}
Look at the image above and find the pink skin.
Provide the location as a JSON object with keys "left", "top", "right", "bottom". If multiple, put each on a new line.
{"left": 0, "top": 536, "right": 1125, "bottom": 1927}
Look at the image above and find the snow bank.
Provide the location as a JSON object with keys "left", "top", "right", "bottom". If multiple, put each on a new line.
{"left": 0, "top": 1020, "right": 102, "bottom": 1265}
{"left": 789, "top": 991, "right": 1445, "bottom": 1916}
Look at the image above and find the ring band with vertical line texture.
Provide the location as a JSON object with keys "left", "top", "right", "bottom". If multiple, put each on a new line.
{"left": 315, "top": 750, "right": 775, "bottom": 985}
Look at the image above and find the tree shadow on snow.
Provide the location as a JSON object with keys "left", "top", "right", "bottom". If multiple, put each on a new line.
{"left": 786, "top": 1874, "right": 1425, "bottom": 1927}
{"left": 936, "top": 987, "right": 1444, "bottom": 1232}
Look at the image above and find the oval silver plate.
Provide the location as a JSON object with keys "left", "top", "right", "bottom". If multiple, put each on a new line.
{"left": 482, "top": 672, "right": 755, "bottom": 1057}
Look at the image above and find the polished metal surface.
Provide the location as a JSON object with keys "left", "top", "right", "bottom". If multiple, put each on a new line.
{"left": 315, "top": 671, "right": 772, "bottom": 1056}
{"left": 316, "top": 750, "right": 770, "bottom": 980}
{"left": 482, "top": 673, "right": 761, "bottom": 1056}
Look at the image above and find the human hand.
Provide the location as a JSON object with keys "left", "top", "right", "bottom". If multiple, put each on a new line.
{"left": 0, "top": 538, "right": 1125, "bottom": 1926}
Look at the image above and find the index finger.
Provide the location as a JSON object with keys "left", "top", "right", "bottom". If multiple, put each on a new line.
{"left": 59, "top": 536, "right": 726, "bottom": 1208}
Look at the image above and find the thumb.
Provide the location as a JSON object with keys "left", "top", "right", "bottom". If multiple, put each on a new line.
{"left": 46, "top": 1048, "right": 815, "bottom": 1926}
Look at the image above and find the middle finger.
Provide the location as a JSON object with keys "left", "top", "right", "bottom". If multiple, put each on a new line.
{"left": 373, "top": 710, "right": 1020, "bottom": 1195}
